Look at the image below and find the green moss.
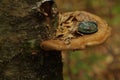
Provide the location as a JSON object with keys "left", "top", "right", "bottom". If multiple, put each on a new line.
{"left": 0, "top": 0, "right": 62, "bottom": 80}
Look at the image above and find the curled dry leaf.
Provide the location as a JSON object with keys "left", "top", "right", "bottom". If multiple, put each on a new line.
{"left": 40, "top": 11, "right": 111, "bottom": 51}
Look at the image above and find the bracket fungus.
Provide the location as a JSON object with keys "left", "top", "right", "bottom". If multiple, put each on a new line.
{"left": 40, "top": 11, "right": 111, "bottom": 51}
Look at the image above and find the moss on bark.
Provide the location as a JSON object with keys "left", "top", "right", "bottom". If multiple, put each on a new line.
{"left": 0, "top": 0, "right": 63, "bottom": 80}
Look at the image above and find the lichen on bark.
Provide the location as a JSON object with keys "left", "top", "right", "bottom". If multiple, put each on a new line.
{"left": 0, "top": 0, "right": 63, "bottom": 80}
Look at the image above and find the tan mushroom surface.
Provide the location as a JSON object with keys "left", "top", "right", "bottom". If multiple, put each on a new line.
{"left": 40, "top": 11, "right": 111, "bottom": 51}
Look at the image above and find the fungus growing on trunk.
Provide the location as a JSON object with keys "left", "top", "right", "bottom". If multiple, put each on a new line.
{"left": 40, "top": 11, "right": 111, "bottom": 51}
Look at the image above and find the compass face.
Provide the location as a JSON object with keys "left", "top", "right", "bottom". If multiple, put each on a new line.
{"left": 78, "top": 21, "right": 98, "bottom": 34}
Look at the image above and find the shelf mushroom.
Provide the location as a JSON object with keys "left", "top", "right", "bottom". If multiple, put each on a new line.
{"left": 40, "top": 11, "right": 111, "bottom": 51}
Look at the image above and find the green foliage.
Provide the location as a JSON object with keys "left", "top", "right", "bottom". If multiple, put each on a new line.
{"left": 64, "top": 51, "right": 106, "bottom": 80}
{"left": 111, "top": 4, "right": 120, "bottom": 25}
{"left": 59, "top": 0, "right": 119, "bottom": 79}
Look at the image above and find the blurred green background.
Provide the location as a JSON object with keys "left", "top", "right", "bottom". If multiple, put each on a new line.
{"left": 55, "top": 0, "right": 120, "bottom": 80}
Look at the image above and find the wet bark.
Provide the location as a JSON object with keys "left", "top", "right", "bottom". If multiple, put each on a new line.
{"left": 0, "top": 0, "right": 63, "bottom": 80}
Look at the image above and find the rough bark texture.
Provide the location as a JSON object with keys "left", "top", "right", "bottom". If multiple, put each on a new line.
{"left": 0, "top": 0, "right": 63, "bottom": 80}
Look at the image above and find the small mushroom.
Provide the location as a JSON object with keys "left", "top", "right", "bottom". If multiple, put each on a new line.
{"left": 40, "top": 11, "right": 111, "bottom": 51}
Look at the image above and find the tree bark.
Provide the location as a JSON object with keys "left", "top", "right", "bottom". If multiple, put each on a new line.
{"left": 0, "top": 0, "right": 63, "bottom": 80}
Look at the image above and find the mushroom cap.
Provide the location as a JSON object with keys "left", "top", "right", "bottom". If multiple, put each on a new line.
{"left": 40, "top": 11, "right": 111, "bottom": 51}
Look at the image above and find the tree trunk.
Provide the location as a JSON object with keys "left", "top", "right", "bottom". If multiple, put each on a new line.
{"left": 0, "top": 0, "right": 63, "bottom": 80}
